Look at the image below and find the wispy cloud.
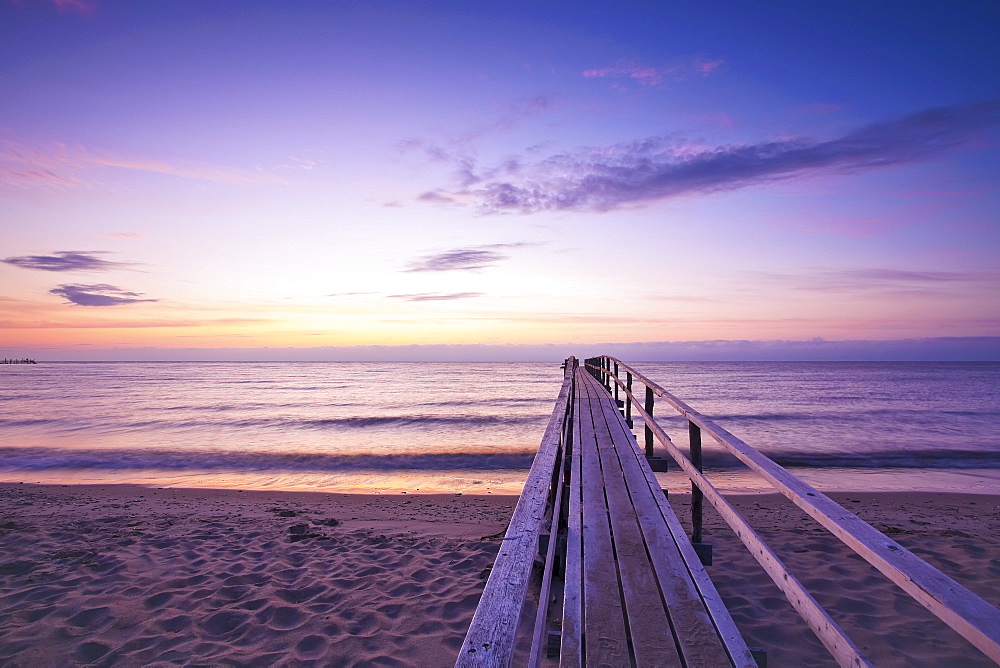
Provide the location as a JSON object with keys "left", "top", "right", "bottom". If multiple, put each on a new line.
{"left": 49, "top": 0, "right": 95, "bottom": 14}
{"left": 396, "top": 95, "right": 554, "bottom": 201}
{"left": 50, "top": 284, "right": 157, "bottom": 306}
{"left": 441, "top": 99, "right": 1000, "bottom": 214}
{"left": 405, "top": 243, "right": 528, "bottom": 272}
{"left": 755, "top": 267, "right": 999, "bottom": 295}
{"left": 0, "top": 138, "right": 282, "bottom": 189}
{"left": 399, "top": 95, "right": 555, "bottom": 162}
{"left": 3, "top": 251, "right": 133, "bottom": 272}
{"left": 387, "top": 292, "right": 482, "bottom": 302}
{"left": 583, "top": 57, "right": 724, "bottom": 88}
{"left": 278, "top": 154, "right": 325, "bottom": 171}
{"left": 89, "top": 154, "right": 282, "bottom": 184}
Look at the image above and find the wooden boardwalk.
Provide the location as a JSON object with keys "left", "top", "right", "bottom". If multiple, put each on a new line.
{"left": 456, "top": 356, "right": 1000, "bottom": 667}
{"left": 560, "top": 369, "right": 751, "bottom": 666}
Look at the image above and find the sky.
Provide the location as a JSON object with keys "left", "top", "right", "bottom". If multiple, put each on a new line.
{"left": 2, "top": 0, "right": 999, "bottom": 360}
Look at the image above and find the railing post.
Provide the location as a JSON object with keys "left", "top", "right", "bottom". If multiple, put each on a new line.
{"left": 613, "top": 361, "right": 619, "bottom": 402}
{"left": 689, "top": 420, "right": 704, "bottom": 544}
{"left": 644, "top": 386, "right": 654, "bottom": 457}
{"left": 625, "top": 372, "right": 633, "bottom": 428}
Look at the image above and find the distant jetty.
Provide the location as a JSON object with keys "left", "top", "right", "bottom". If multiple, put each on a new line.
{"left": 1, "top": 358, "right": 36, "bottom": 364}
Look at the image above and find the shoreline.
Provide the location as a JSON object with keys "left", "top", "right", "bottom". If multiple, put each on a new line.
{"left": 3, "top": 463, "right": 999, "bottom": 498}
{"left": 1, "top": 483, "right": 998, "bottom": 666}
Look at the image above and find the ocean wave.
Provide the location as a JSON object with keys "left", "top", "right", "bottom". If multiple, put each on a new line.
{"left": 694, "top": 448, "right": 1000, "bottom": 470}
{"left": 0, "top": 413, "right": 546, "bottom": 433}
{"left": 694, "top": 408, "right": 998, "bottom": 423}
{"left": 2, "top": 445, "right": 996, "bottom": 475}
{"left": 768, "top": 449, "right": 1000, "bottom": 469}
{"left": 0, "top": 447, "right": 537, "bottom": 472}
{"left": 0, "top": 418, "right": 65, "bottom": 427}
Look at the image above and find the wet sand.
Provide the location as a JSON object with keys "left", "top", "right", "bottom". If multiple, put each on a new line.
{"left": 0, "top": 483, "right": 997, "bottom": 666}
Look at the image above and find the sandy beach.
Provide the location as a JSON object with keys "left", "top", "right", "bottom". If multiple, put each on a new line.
{"left": 1, "top": 483, "right": 998, "bottom": 667}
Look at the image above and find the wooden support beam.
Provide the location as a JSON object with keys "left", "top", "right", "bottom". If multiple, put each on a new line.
{"left": 644, "top": 386, "right": 654, "bottom": 457}
{"left": 689, "top": 420, "right": 704, "bottom": 545}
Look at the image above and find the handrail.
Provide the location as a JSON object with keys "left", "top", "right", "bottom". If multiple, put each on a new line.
{"left": 587, "top": 359, "right": 868, "bottom": 666}
{"left": 587, "top": 356, "right": 1000, "bottom": 665}
{"left": 456, "top": 357, "right": 575, "bottom": 666}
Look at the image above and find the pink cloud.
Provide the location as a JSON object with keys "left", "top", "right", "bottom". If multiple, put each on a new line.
{"left": 695, "top": 59, "right": 725, "bottom": 76}
{"left": 53, "top": 0, "right": 94, "bottom": 13}
{"left": 583, "top": 62, "right": 680, "bottom": 87}
{"left": 0, "top": 138, "right": 283, "bottom": 189}
{"left": 583, "top": 57, "right": 724, "bottom": 88}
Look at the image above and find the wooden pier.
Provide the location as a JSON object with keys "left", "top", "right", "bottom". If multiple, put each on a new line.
{"left": 456, "top": 356, "right": 1000, "bottom": 667}
{"left": 1, "top": 358, "right": 36, "bottom": 364}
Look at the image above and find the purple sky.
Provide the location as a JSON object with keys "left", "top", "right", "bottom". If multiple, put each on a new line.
{"left": 2, "top": 0, "right": 999, "bottom": 360}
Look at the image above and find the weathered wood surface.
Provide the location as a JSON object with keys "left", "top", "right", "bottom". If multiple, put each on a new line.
{"left": 528, "top": 412, "right": 569, "bottom": 666}
{"left": 599, "top": 362, "right": 870, "bottom": 667}
{"left": 460, "top": 358, "right": 758, "bottom": 667}
{"left": 455, "top": 361, "right": 575, "bottom": 667}
{"left": 585, "top": 374, "right": 685, "bottom": 667}
{"left": 600, "top": 356, "right": 1000, "bottom": 665}
{"left": 570, "top": 370, "right": 751, "bottom": 667}
{"left": 592, "top": 376, "right": 754, "bottom": 667}
{"left": 559, "top": 392, "right": 583, "bottom": 666}
{"left": 577, "top": 378, "right": 631, "bottom": 665}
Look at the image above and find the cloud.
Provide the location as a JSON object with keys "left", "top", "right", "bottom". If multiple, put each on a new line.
{"left": 583, "top": 58, "right": 724, "bottom": 87}
{"left": 0, "top": 138, "right": 282, "bottom": 189}
{"left": 50, "top": 284, "right": 157, "bottom": 306}
{"left": 396, "top": 95, "right": 555, "bottom": 187}
{"left": 3, "top": 251, "right": 132, "bottom": 272}
{"left": 53, "top": 0, "right": 95, "bottom": 13}
{"left": 405, "top": 243, "right": 528, "bottom": 272}
{"left": 90, "top": 155, "right": 282, "bottom": 185}
{"left": 416, "top": 189, "right": 455, "bottom": 203}
{"left": 387, "top": 292, "right": 482, "bottom": 302}
{"left": 758, "top": 267, "right": 998, "bottom": 293}
{"left": 444, "top": 99, "right": 1000, "bottom": 214}
{"left": 399, "top": 95, "right": 555, "bottom": 161}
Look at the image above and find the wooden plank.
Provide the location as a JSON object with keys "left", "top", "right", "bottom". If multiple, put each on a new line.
{"left": 609, "top": 357, "right": 1000, "bottom": 665}
{"left": 577, "top": 374, "right": 630, "bottom": 666}
{"left": 592, "top": 377, "right": 754, "bottom": 667}
{"left": 581, "top": 373, "right": 684, "bottom": 667}
{"left": 528, "top": 424, "right": 568, "bottom": 667}
{"left": 611, "top": 376, "right": 870, "bottom": 667}
{"left": 559, "top": 375, "right": 584, "bottom": 667}
{"left": 456, "top": 360, "right": 575, "bottom": 668}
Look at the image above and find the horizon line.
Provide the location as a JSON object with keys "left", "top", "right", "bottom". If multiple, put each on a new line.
{"left": 3, "top": 336, "right": 999, "bottom": 362}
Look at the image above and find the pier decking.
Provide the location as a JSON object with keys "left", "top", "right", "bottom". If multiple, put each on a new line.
{"left": 457, "top": 356, "right": 1000, "bottom": 667}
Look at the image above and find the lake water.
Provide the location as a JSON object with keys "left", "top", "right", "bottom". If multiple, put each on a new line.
{"left": 1, "top": 361, "right": 998, "bottom": 494}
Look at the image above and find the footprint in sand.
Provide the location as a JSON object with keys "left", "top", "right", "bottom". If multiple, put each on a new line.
{"left": 67, "top": 606, "right": 111, "bottom": 629}
{"left": 143, "top": 591, "right": 174, "bottom": 609}
{"left": 257, "top": 604, "right": 306, "bottom": 631}
{"left": 75, "top": 641, "right": 110, "bottom": 662}
{"left": 157, "top": 614, "right": 191, "bottom": 633}
{"left": 200, "top": 610, "right": 249, "bottom": 637}
{"left": 295, "top": 634, "right": 329, "bottom": 659}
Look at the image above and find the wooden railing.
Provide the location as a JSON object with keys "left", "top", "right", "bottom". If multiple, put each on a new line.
{"left": 456, "top": 358, "right": 576, "bottom": 667}
{"left": 585, "top": 355, "right": 1000, "bottom": 666}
